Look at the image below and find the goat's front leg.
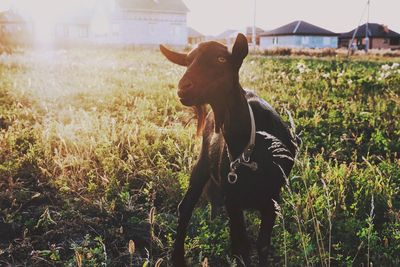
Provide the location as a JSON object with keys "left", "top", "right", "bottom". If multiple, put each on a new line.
{"left": 257, "top": 200, "right": 276, "bottom": 266}
{"left": 225, "top": 200, "right": 250, "bottom": 267}
{"left": 171, "top": 160, "right": 209, "bottom": 267}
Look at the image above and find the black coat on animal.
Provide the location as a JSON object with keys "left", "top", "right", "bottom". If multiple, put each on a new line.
{"left": 160, "top": 33, "right": 298, "bottom": 266}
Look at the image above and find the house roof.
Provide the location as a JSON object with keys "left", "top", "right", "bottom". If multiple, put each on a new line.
{"left": 0, "top": 10, "right": 26, "bottom": 23}
{"left": 188, "top": 27, "right": 204, "bottom": 38}
{"left": 244, "top": 26, "right": 265, "bottom": 36}
{"left": 216, "top": 29, "right": 238, "bottom": 39}
{"left": 261, "top": 20, "right": 338, "bottom": 37}
{"left": 116, "top": 0, "right": 189, "bottom": 13}
{"left": 340, "top": 23, "right": 400, "bottom": 38}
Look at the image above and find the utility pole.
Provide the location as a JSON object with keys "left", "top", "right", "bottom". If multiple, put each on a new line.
{"left": 252, "top": 0, "right": 256, "bottom": 50}
{"left": 365, "top": 0, "right": 370, "bottom": 53}
{"left": 347, "top": 0, "right": 370, "bottom": 57}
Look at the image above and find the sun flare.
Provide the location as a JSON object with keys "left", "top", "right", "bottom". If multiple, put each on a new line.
{"left": 10, "top": 0, "right": 113, "bottom": 43}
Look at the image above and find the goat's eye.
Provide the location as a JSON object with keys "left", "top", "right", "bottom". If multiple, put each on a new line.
{"left": 217, "top": 57, "right": 226, "bottom": 63}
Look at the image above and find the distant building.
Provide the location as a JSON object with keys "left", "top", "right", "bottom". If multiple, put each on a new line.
{"left": 3, "top": 0, "right": 189, "bottom": 46}
{"left": 187, "top": 27, "right": 205, "bottom": 45}
{"left": 244, "top": 26, "right": 265, "bottom": 45}
{"left": 339, "top": 23, "right": 400, "bottom": 50}
{"left": 215, "top": 27, "right": 265, "bottom": 47}
{"left": 54, "top": 10, "right": 92, "bottom": 43}
{"left": 0, "top": 10, "right": 34, "bottom": 46}
{"left": 215, "top": 29, "right": 238, "bottom": 46}
{"left": 0, "top": 10, "right": 33, "bottom": 35}
{"left": 111, "top": 0, "right": 189, "bottom": 45}
{"left": 259, "top": 20, "right": 338, "bottom": 49}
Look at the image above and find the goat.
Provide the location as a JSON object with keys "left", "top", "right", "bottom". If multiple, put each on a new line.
{"left": 160, "top": 33, "right": 298, "bottom": 266}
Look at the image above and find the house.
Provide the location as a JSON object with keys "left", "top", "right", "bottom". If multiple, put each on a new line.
{"left": 5, "top": 0, "right": 189, "bottom": 46}
{"left": 339, "top": 23, "right": 400, "bottom": 50}
{"left": 111, "top": 0, "right": 189, "bottom": 45}
{"left": 54, "top": 10, "right": 92, "bottom": 43}
{"left": 259, "top": 20, "right": 338, "bottom": 49}
{"left": 187, "top": 27, "right": 205, "bottom": 45}
{"left": 215, "top": 27, "right": 265, "bottom": 46}
{"left": 215, "top": 29, "right": 238, "bottom": 46}
{"left": 0, "top": 9, "right": 33, "bottom": 45}
{"left": 244, "top": 26, "right": 265, "bottom": 45}
{"left": 0, "top": 10, "right": 33, "bottom": 35}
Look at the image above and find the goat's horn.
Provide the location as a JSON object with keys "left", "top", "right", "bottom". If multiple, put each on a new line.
{"left": 159, "top": 45, "right": 187, "bottom": 67}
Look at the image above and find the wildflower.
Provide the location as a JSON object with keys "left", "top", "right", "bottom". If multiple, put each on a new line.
{"left": 379, "top": 71, "right": 391, "bottom": 80}
{"left": 322, "top": 73, "right": 330, "bottom": 79}
{"left": 391, "top": 62, "right": 399, "bottom": 69}
{"left": 297, "top": 62, "right": 307, "bottom": 74}
{"left": 381, "top": 64, "right": 390, "bottom": 71}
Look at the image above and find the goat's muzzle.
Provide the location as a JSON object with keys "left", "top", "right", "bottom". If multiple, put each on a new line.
{"left": 177, "top": 79, "right": 195, "bottom": 106}
{"left": 178, "top": 79, "right": 193, "bottom": 92}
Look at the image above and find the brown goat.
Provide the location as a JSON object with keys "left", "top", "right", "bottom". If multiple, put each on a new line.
{"left": 160, "top": 34, "right": 298, "bottom": 266}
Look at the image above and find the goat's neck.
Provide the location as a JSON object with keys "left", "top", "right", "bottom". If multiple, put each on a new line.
{"left": 212, "top": 84, "right": 251, "bottom": 159}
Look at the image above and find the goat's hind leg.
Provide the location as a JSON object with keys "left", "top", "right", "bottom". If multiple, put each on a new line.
{"left": 257, "top": 200, "right": 277, "bottom": 266}
{"left": 171, "top": 158, "right": 209, "bottom": 267}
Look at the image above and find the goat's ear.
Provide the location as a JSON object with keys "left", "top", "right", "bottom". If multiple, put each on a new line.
{"left": 159, "top": 45, "right": 187, "bottom": 67}
{"left": 231, "top": 33, "right": 248, "bottom": 68}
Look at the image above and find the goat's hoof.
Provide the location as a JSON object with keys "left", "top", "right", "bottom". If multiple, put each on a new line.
{"left": 171, "top": 251, "right": 186, "bottom": 267}
{"left": 171, "top": 258, "right": 186, "bottom": 267}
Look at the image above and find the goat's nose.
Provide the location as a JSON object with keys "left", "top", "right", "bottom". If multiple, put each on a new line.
{"left": 178, "top": 79, "right": 193, "bottom": 91}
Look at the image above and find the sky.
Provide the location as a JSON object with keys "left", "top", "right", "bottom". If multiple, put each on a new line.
{"left": 183, "top": 0, "right": 400, "bottom": 36}
{"left": 0, "top": 0, "right": 399, "bottom": 36}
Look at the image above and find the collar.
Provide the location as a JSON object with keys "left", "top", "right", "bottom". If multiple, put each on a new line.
{"left": 226, "top": 102, "right": 258, "bottom": 184}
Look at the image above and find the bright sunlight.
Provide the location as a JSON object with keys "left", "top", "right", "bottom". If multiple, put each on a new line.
{"left": 11, "top": 0, "right": 113, "bottom": 43}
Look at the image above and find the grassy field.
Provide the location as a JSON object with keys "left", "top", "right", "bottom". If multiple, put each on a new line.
{"left": 0, "top": 48, "right": 399, "bottom": 266}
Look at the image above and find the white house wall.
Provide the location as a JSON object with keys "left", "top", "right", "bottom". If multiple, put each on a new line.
{"left": 111, "top": 11, "right": 187, "bottom": 45}
{"left": 55, "top": 24, "right": 89, "bottom": 39}
{"left": 260, "top": 35, "right": 338, "bottom": 49}
{"left": 52, "top": 9, "right": 188, "bottom": 46}
{"left": 260, "top": 36, "right": 296, "bottom": 48}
